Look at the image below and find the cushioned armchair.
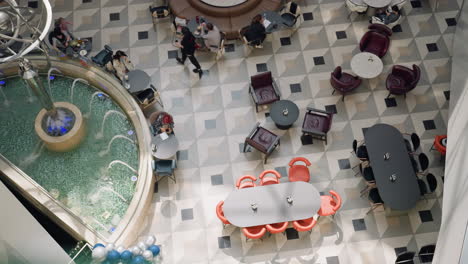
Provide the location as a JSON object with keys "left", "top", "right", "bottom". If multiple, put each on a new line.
{"left": 386, "top": 64, "right": 421, "bottom": 98}
{"left": 249, "top": 71, "right": 281, "bottom": 112}
{"left": 330, "top": 66, "right": 362, "bottom": 101}
{"left": 152, "top": 159, "right": 177, "bottom": 183}
{"left": 359, "top": 24, "right": 392, "bottom": 58}
{"left": 243, "top": 122, "right": 280, "bottom": 164}
{"left": 302, "top": 108, "right": 334, "bottom": 145}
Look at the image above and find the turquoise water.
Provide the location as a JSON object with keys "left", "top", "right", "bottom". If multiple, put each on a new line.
{"left": 0, "top": 76, "right": 139, "bottom": 237}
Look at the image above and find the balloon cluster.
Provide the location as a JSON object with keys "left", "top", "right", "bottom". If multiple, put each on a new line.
{"left": 92, "top": 236, "right": 160, "bottom": 264}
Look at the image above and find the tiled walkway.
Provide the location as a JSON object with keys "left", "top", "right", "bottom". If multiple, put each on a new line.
{"left": 49, "top": 0, "right": 457, "bottom": 262}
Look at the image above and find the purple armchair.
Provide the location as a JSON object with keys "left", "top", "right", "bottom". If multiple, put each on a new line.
{"left": 249, "top": 71, "right": 281, "bottom": 112}
{"left": 244, "top": 122, "right": 280, "bottom": 164}
{"left": 386, "top": 64, "right": 421, "bottom": 98}
{"left": 302, "top": 107, "right": 334, "bottom": 145}
{"left": 330, "top": 66, "right": 362, "bottom": 101}
{"left": 359, "top": 24, "right": 392, "bottom": 58}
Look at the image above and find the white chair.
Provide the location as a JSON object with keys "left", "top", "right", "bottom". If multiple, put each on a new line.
{"left": 390, "top": 0, "right": 407, "bottom": 10}
{"left": 280, "top": 1, "right": 303, "bottom": 31}
{"left": 346, "top": 0, "right": 368, "bottom": 15}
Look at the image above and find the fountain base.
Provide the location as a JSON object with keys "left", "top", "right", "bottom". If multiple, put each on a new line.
{"left": 35, "top": 102, "right": 85, "bottom": 152}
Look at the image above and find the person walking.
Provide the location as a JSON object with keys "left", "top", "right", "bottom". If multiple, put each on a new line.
{"left": 175, "top": 27, "right": 203, "bottom": 78}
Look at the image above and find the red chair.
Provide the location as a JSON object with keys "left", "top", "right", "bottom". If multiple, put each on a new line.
{"left": 386, "top": 64, "right": 421, "bottom": 98}
{"left": 259, "top": 170, "right": 281, "bottom": 186}
{"left": 318, "top": 190, "right": 342, "bottom": 217}
{"left": 288, "top": 157, "right": 311, "bottom": 182}
{"left": 330, "top": 66, "right": 361, "bottom": 102}
{"left": 293, "top": 217, "right": 317, "bottom": 232}
{"left": 431, "top": 135, "right": 447, "bottom": 156}
{"left": 236, "top": 175, "right": 257, "bottom": 189}
{"left": 359, "top": 24, "right": 392, "bottom": 58}
{"left": 249, "top": 71, "right": 281, "bottom": 112}
{"left": 266, "top": 222, "right": 289, "bottom": 235}
{"left": 242, "top": 225, "right": 267, "bottom": 240}
{"left": 216, "top": 201, "right": 230, "bottom": 228}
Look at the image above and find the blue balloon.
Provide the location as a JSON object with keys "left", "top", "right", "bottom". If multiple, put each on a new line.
{"left": 121, "top": 250, "right": 133, "bottom": 261}
{"left": 93, "top": 243, "right": 105, "bottom": 249}
{"left": 106, "top": 250, "right": 120, "bottom": 262}
{"left": 131, "top": 256, "right": 145, "bottom": 264}
{"left": 148, "top": 245, "right": 160, "bottom": 256}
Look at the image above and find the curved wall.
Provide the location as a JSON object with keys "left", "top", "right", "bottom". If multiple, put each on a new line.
{"left": 0, "top": 56, "right": 154, "bottom": 247}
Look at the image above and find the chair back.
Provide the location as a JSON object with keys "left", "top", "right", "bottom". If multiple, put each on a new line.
{"left": 368, "top": 23, "right": 393, "bottom": 37}
{"left": 259, "top": 170, "right": 281, "bottom": 185}
{"left": 289, "top": 1, "right": 298, "bottom": 14}
{"left": 251, "top": 72, "right": 273, "bottom": 89}
{"left": 418, "top": 179, "right": 428, "bottom": 196}
{"left": 332, "top": 66, "right": 342, "bottom": 79}
{"left": 235, "top": 175, "right": 257, "bottom": 189}
{"left": 216, "top": 201, "right": 230, "bottom": 225}
{"left": 369, "top": 188, "right": 383, "bottom": 204}
{"left": 395, "top": 251, "right": 415, "bottom": 264}
{"left": 352, "top": 139, "right": 358, "bottom": 154}
{"left": 154, "top": 159, "right": 175, "bottom": 176}
{"left": 329, "top": 190, "right": 342, "bottom": 211}
{"left": 411, "top": 133, "right": 420, "bottom": 151}
{"left": 362, "top": 167, "right": 375, "bottom": 182}
{"left": 426, "top": 173, "right": 437, "bottom": 193}
{"left": 418, "top": 244, "right": 435, "bottom": 263}
{"left": 410, "top": 64, "right": 421, "bottom": 88}
{"left": 418, "top": 153, "right": 429, "bottom": 171}
{"left": 242, "top": 225, "right": 266, "bottom": 239}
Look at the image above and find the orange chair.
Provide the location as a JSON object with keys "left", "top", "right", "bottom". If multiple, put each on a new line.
{"left": 259, "top": 170, "right": 281, "bottom": 186}
{"left": 216, "top": 201, "right": 230, "bottom": 228}
{"left": 236, "top": 175, "right": 257, "bottom": 189}
{"left": 242, "top": 225, "right": 267, "bottom": 241}
{"left": 318, "top": 190, "right": 342, "bottom": 217}
{"left": 293, "top": 217, "right": 317, "bottom": 233}
{"left": 431, "top": 135, "right": 447, "bottom": 156}
{"left": 266, "top": 222, "right": 289, "bottom": 235}
{"left": 288, "top": 157, "right": 311, "bottom": 182}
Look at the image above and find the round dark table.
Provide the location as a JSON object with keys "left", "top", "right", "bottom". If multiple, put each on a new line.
{"left": 269, "top": 100, "right": 300, "bottom": 129}
{"left": 127, "top": 70, "right": 151, "bottom": 94}
{"left": 152, "top": 133, "right": 179, "bottom": 160}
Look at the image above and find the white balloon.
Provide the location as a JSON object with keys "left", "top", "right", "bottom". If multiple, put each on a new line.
{"left": 105, "top": 243, "right": 115, "bottom": 251}
{"left": 142, "top": 250, "right": 153, "bottom": 260}
{"left": 116, "top": 245, "right": 125, "bottom": 253}
{"left": 92, "top": 247, "right": 107, "bottom": 261}
{"left": 131, "top": 246, "right": 142, "bottom": 256}
{"left": 137, "top": 241, "right": 147, "bottom": 251}
{"left": 144, "top": 235, "right": 156, "bottom": 247}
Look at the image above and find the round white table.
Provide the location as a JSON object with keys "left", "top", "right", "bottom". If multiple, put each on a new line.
{"left": 363, "top": 0, "right": 392, "bottom": 8}
{"left": 152, "top": 134, "right": 179, "bottom": 160}
{"left": 350, "top": 52, "right": 384, "bottom": 79}
{"left": 200, "top": 0, "right": 247, "bottom": 7}
{"left": 127, "top": 70, "right": 151, "bottom": 94}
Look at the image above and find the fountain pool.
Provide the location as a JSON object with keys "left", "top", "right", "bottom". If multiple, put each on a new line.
{"left": 0, "top": 57, "right": 154, "bottom": 247}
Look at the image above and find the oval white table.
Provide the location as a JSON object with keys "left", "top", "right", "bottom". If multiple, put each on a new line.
{"left": 200, "top": 0, "right": 247, "bottom": 7}
{"left": 223, "top": 181, "right": 321, "bottom": 227}
{"left": 363, "top": 0, "right": 391, "bottom": 8}
{"left": 350, "top": 52, "right": 384, "bottom": 79}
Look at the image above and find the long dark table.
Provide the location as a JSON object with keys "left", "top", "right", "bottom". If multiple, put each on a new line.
{"left": 364, "top": 123, "right": 419, "bottom": 210}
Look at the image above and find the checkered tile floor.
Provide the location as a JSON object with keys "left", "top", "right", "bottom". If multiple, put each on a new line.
{"left": 47, "top": 0, "right": 457, "bottom": 262}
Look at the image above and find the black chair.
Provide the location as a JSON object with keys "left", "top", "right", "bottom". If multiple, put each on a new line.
{"left": 426, "top": 173, "right": 438, "bottom": 193}
{"left": 418, "top": 153, "right": 430, "bottom": 174}
{"left": 395, "top": 251, "right": 416, "bottom": 264}
{"left": 410, "top": 156, "right": 418, "bottom": 173}
{"left": 360, "top": 165, "right": 376, "bottom": 196}
{"left": 367, "top": 188, "right": 384, "bottom": 214}
{"left": 418, "top": 244, "right": 435, "bottom": 263}
{"left": 352, "top": 140, "right": 369, "bottom": 160}
{"left": 405, "top": 133, "right": 420, "bottom": 153}
{"left": 418, "top": 179, "right": 428, "bottom": 198}
{"left": 281, "top": 2, "right": 302, "bottom": 28}
{"left": 91, "top": 45, "right": 113, "bottom": 67}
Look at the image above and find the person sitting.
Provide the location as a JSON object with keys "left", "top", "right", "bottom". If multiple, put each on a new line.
{"left": 372, "top": 5, "right": 400, "bottom": 25}
{"left": 240, "top": 14, "right": 266, "bottom": 47}
{"left": 151, "top": 112, "right": 174, "bottom": 135}
{"left": 201, "top": 22, "right": 221, "bottom": 52}
{"left": 54, "top": 17, "right": 74, "bottom": 41}
{"left": 105, "top": 50, "right": 135, "bottom": 83}
{"left": 149, "top": 0, "right": 170, "bottom": 18}
{"left": 48, "top": 27, "right": 69, "bottom": 53}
